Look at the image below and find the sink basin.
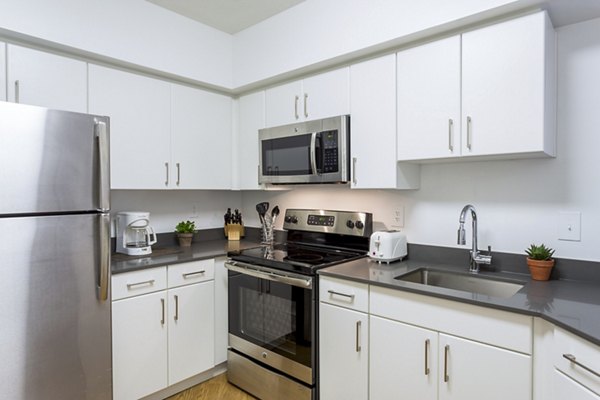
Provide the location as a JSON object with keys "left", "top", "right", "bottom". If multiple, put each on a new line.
{"left": 395, "top": 268, "right": 525, "bottom": 299}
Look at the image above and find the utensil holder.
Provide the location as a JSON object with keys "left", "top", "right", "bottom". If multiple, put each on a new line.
{"left": 261, "top": 214, "right": 274, "bottom": 245}
{"left": 224, "top": 223, "right": 244, "bottom": 241}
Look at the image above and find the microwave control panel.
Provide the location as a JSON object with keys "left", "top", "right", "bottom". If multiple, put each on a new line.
{"left": 322, "top": 130, "right": 339, "bottom": 173}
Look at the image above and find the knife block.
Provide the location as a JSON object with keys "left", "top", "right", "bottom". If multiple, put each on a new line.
{"left": 224, "top": 223, "right": 244, "bottom": 241}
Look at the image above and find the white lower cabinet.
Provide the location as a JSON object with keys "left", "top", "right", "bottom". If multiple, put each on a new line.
{"left": 319, "top": 302, "right": 368, "bottom": 400}
{"left": 553, "top": 369, "right": 600, "bottom": 400}
{"left": 112, "top": 260, "right": 215, "bottom": 400}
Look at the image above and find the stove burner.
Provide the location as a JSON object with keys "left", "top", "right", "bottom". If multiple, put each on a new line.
{"left": 285, "top": 253, "right": 325, "bottom": 263}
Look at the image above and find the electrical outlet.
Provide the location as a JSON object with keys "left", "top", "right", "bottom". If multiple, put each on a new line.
{"left": 191, "top": 203, "right": 201, "bottom": 218}
{"left": 391, "top": 207, "right": 404, "bottom": 228}
{"left": 558, "top": 211, "right": 581, "bottom": 241}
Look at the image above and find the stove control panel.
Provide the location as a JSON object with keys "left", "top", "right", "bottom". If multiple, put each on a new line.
{"left": 283, "top": 209, "right": 373, "bottom": 237}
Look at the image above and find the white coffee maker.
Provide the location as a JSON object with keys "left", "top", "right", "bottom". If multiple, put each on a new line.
{"left": 116, "top": 211, "right": 157, "bottom": 255}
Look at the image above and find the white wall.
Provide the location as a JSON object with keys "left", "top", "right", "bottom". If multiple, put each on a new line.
{"left": 232, "top": 0, "right": 520, "bottom": 88}
{"left": 111, "top": 190, "right": 242, "bottom": 236}
{"left": 0, "top": 0, "right": 233, "bottom": 88}
{"left": 241, "top": 16, "right": 600, "bottom": 263}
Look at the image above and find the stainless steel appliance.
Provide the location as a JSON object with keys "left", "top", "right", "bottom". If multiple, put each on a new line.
{"left": 0, "top": 102, "right": 112, "bottom": 399}
{"left": 259, "top": 115, "right": 350, "bottom": 185}
{"left": 115, "top": 211, "right": 157, "bottom": 255}
{"left": 226, "top": 209, "right": 372, "bottom": 400}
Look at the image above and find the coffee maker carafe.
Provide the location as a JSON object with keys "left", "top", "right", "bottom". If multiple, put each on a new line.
{"left": 116, "top": 211, "right": 157, "bottom": 255}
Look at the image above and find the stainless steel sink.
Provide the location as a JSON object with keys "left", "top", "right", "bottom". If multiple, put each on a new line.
{"left": 395, "top": 268, "right": 525, "bottom": 298}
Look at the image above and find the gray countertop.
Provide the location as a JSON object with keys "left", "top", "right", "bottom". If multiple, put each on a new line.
{"left": 319, "top": 258, "right": 600, "bottom": 347}
{"left": 111, "top": 238, "right": 262, "bottom": 275}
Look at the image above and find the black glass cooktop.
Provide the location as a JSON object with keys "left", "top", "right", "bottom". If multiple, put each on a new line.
{"left": 228, "top": 242, "right": 367, "bottom": 276}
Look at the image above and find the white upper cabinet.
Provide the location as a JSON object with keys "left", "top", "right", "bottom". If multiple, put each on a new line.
{"left": 89, "top": 64, "right": 171, "bottom": 189}
{"left": 0, "top": 42, "right": 6, "bottom": 102}
{"left": 462, "top": 11, "right": 555, "bottom": 158}
{"left": 236, "top": 91, "right": 265, "bottom": 190}
{"left": 265, "top": 67, "right": 349, "bottom": 127}
{"left": 351, "top": 54, "right": 420, "bottom": 189}
{"left": 7, "top": 44, "right": 87, "bottom": 113}
{"left": 397, "top": 36, "right": 461, "bottom": 161}
{"left": 171, "top": 84, "right": 232, "bottom": 189}
{"left": 397, "top": 11, "right": 555, "bottom": 162}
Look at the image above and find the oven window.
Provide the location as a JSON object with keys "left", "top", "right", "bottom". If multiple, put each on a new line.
{"left": 229, "top": 272, "right": 313, "bottom": 368}
{"left": 262, "top": 134, "right": 312, "bottom": 176}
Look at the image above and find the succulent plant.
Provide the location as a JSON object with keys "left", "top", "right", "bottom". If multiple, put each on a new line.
{"left": 175, "top": 220, "right": 196, "bottom": 234}
{"left": 525, "top": 243, "right": 555, "bottom": 261}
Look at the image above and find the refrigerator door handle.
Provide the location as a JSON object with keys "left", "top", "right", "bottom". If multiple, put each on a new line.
{"left": 95, "top": 119, "right": 110, "bottom": 212}
{"left": 99, "top": 213, "right": 110, "bottom": 302}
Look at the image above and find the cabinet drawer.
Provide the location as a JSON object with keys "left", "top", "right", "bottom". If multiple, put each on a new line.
{"left": 319, "top": 276, "right": 368, "bottom": 312}
{"left": 370, "top": 285, "right": 532, "bottom": 354}
{"left": 168, "top": 259, "right": 214, "bottom": 288}
{"left": 554, "top": 327, "right": 600, "bottom": 394}
{"left": 112, "top": 267, "right": 167, "bottom": 301}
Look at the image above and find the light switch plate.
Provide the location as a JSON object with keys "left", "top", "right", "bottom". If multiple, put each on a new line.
{"left": 558, "top": 212, "right": 581, "bottom": 241}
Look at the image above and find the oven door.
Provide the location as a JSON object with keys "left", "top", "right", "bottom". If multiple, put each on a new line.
{"left": 226, "top": 261, "right": 314, "bottom": 385}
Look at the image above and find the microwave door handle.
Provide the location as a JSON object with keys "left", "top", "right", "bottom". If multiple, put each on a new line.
{"left": 310, "top": 132, "right": 318, "bottom": 175}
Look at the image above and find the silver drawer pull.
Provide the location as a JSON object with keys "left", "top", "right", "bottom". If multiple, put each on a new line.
{"left": 328, "top": 290, "right": 355, "bottom": 300}
{"left": 126, "top": 279, "right": 155, "bottom": 289}
{"left": 444, "top": 344, "right": 450, "bottom": 383}
{"left": 183, "top": 270, "right": 206, "bottom": 278}
{"left": 425, "top": 339, "right": 430, "bottom": 375}
{"left": 563, "top": 354, "right": 600, "bottom": 378}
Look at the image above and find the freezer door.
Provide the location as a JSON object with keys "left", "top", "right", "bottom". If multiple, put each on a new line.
{"left": 0, "top": 102, "right": 110, "bottom": 214}
{"left": 0, "top": 213, "right": 112, "bottom": 400}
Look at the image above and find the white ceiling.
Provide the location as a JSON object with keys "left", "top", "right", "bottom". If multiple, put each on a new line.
{"left": 146, "top": 0, "right": 306, "bottom": 34}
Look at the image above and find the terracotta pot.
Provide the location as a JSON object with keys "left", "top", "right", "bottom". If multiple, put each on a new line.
{"left": 527, "top": 257, "right": 555, "bottom": 281}
{"left": 177, "top": 233, "right": 194, "bottom": 247}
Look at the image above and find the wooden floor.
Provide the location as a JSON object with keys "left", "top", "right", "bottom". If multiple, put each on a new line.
{"left": 167, "top": 373, "right": 256, "bottom": 400}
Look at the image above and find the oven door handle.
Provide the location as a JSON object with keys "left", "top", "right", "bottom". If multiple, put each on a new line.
{"left": 225, "top": 261, "right": 313, "bottom": 289}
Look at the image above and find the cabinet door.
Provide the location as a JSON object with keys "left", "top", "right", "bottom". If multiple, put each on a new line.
{"left": 370, "top": 316, "right": 438, "bottom": 400}
{"left": 171, "top": 84, "right": 232, "bottom": 189}
{"left": 553, "top": 369, "right": 600, "bottom": 400}
{"left": 265, "top": 80, "right": 302, "bottom": 127}
{"left": 462, "top": 12, "right": 554, "bottom": 157}
{"left": 319, "top": 302, "right": 368, "bottom": 400}
{"left": 112, "top": 291, "right": 168, "bottom": 400}
{"left": 89, "top": 65, "right": 171, "bottom": 189}
{"left": 237, "top": 91, "right": 264, "bottom": 190}
{"left": 397, "top": 36, "right": 461, "bottom": 161}
{"left": 214, "top": 257, "right": 229, "bottom": 364}
{"left": 168, "top": 281, "right": 215, "bottom": 384}
{"left": 7, "top": 45, "right": 87, "bottom": 113}
{"left": 0, "top": 42, "right": 6, "bottom": 101}
{"left": 302, "top": 67, "right": 350, "bottom": 121}
{"left": 439, "top": 333, "right": 531, "bottom": 400}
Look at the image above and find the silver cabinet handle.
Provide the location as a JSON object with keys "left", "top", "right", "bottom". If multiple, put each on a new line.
{"left": 352, "top": 157, "right": 357, "bottom": 185}
{"left": 304, "top": 93, "right": 308, "bottom": 118}
{"left": 126, "top": 279, "right": 155, "bottom": 289}
{"left": 448, "top": 119, "right": 454, "bottom": 152}
{"left": 425, "top": 339, "right": 430, "bottom": 375}
{"left": 563, "top": 354, "right": 600, "bottom": 378}
{"left": 14, "top": 80, "right": 20, "bottom": 103}
{"left": 466, "top": 116, "right": 472, "bottom": 150}
{"left": 444, "top": 344, "right": 450, "bottom": 382}
{"left": 355, "top": 320, "right": 362, "bottom": 352}
{"left": 294, "top": 95, "right": 299, "bottom": 119}
{"left": 94, "top": 119, "right": 110, "bottom": 212}
{"left": 165, "top": 162, "right": 169, "bottom": 186}
{"left": 174, "top": 295, "right": 179, "bottom": 321}
{"left": 98, "top": 213, "right": 110, "bottom": 302}
{"left": 160, "top": 298, "right": 165, "bottom": 325}
{"left": 183, "top": 270, "right": 206, "bottom": 278}
{"left": 328, "top": 289, "right": 355, "bottom": 300}
{"left": 176, "top": 162, "right": 181, "bottom": 186}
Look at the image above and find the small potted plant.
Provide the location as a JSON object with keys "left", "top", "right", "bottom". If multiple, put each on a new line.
{"left": 175, "top": 220, "right": 196, "bottom": 247}
{"left": 525, "top": 243, "right": 555, "bottom": 281}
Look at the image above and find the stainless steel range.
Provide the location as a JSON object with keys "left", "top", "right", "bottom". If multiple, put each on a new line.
{"left": 225, "top": 209, "right": 372, "bottom": 400}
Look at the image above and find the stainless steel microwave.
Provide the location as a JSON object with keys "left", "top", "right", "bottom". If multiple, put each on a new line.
{"left": 258, "top": 115, "right": 350, "bottom": 184}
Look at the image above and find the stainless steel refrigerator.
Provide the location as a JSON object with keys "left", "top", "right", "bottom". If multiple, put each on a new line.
{"left": 0, "top": 101, "right": 112, "bottom": 399}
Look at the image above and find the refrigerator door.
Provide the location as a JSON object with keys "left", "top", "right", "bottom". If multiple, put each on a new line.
{"left": 0, "top": 213, "right": 112, "bottom": 400}
{"left": 0, "top": 101, "right": 110, "bottom": 215}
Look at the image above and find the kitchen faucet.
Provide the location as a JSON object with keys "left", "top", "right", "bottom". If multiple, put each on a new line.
{"left": 457, "top": 204, "right": 492, "bottom": 273}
